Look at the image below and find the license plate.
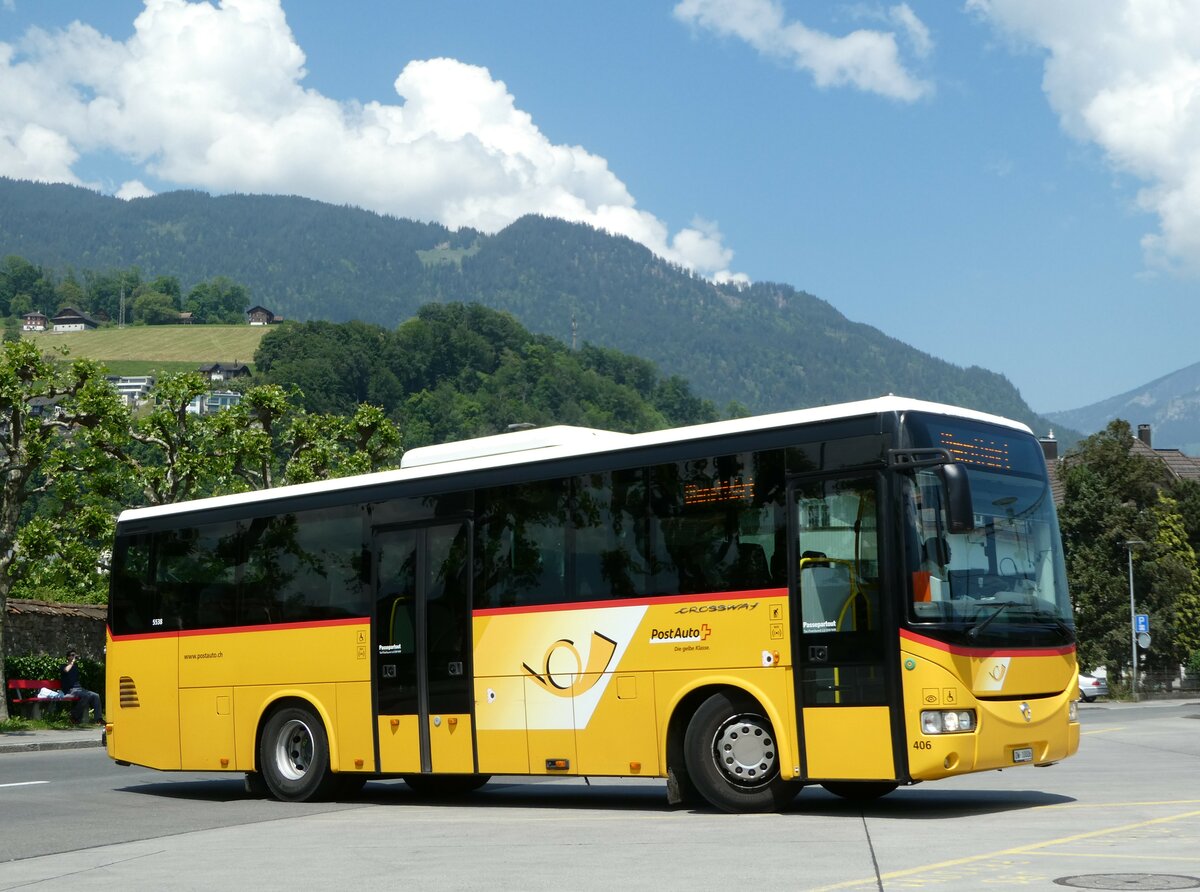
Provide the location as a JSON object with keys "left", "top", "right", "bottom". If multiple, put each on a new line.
{"left": 1012, "top": 747, "right": 1034, "bottom": 763}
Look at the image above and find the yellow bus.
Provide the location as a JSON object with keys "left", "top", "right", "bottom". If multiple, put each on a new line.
{"left": 104, "top": 396, "right": 1079, "bottom": 812}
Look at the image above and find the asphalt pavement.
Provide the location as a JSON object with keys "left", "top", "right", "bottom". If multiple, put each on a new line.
{"left": 2, "top": 698, "right": 1199, "bottom": 890}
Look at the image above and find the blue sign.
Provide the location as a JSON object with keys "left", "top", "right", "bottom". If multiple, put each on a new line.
{"left": 1135, "top": 613, "right": 1150, "bottom": 633}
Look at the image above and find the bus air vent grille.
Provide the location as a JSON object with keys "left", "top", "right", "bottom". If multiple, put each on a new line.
{"left": 119, "top": 676, "right": 140, "bottom": 708}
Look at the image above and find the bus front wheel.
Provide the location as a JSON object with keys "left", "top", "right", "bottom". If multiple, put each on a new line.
{"left": 683, "top": 691, "right": 799, "bottom": 813}
{"left": 259, "top": 705, "right": 336, "bottom": 802}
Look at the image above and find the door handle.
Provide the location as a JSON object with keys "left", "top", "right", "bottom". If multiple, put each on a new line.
{"left": 808, "top": 646, "right": 828, "bottom": 663}
{"left": 447, "top": 661, "right": 464, "bottom": 676}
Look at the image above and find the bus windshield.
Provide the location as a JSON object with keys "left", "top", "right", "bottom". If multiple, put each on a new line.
{"left": 901, "top": 414, "right": 1073, "bottom": 648}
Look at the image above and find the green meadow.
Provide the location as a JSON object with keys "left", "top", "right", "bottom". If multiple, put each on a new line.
{"left": 25, "top": 325, "right": 268, "bottom": 375}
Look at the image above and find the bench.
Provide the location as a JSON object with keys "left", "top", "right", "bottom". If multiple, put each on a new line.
{"left": 6, "top": 679, "right": 80, "bottom": 720}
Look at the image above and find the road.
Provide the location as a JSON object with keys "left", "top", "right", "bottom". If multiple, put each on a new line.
{"left": 2, "top": 700, "right": 1199, "bottom": 890}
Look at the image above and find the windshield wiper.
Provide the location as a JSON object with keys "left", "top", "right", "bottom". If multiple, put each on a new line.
{"left": 966, "top": 600, "right": 1025, "bottom": 641}
{"left": 1029, "top": 606, "right": 1075, "bottom": 639}
{"left": 966, "top": 601, "right": 1075, "bottom": 642}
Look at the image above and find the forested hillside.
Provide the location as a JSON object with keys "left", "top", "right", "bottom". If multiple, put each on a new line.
{"left": 0, "top": 177, "right": 1064, "bottom": 437}
{"left": 253, "top": 304, "right": 718, "bottom": 448}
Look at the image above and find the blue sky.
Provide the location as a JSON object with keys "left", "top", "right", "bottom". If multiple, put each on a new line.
{"left": 2, "top": 1, "right": 1197, "bottom": 416}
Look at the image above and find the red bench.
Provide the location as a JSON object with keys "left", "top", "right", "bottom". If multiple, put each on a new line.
{"left": 7, "top": 679, "right": 80, "bottom": 720}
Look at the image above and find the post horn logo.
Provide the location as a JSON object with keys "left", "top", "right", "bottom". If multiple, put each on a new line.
{"left": 522, "top": 631, "right": 618, "bottom": 698}
{"left": 989, "top": 663, "right": 1007, "bottom": 682}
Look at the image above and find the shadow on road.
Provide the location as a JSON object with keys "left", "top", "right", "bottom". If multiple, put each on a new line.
{"left": 116, "top": 775, "right": 1074, "bottom": 818}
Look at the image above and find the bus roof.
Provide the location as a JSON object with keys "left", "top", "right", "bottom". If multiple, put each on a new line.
{"left": 116, "top": 395, "right": 1032, "bottom": 523}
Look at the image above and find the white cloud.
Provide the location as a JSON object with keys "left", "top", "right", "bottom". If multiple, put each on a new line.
{"left": 116, "top": 179, "right": 155, "bottom": 200}
{"left": 0, "top": 122, "right": 81, "bottom": 183}
{"left": 890, "top": 4, "right": 933, "bottom": 59}
{"left": 0, "top": 0, "right": 744, "bottom": 281}
{"left": 969, "top": 0, "right": 1200, "bottom": 274}
{"left": 673, "top": 0, "right": 933, "bottom": 101}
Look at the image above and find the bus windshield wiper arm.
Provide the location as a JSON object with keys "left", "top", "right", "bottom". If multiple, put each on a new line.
{"left": 966, "top": 600, "right": 1024, "bottom": 641}
{"left": 1030, "top": 607, "right": 1075, "bottom": 639}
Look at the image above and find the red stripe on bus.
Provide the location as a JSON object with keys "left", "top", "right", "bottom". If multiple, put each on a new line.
{"left": 473, "top": 588, "right": 787, "bottom": 617}
{"left": 107, "top": 616, "right": 367, "bottom": 642}
{"left": 900, "top": 628, "right": 1075, "bottom": 658}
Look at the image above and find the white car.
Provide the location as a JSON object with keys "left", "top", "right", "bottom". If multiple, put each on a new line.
{"left": 1078, "top": 672, "right": 1109, "bottom": 702}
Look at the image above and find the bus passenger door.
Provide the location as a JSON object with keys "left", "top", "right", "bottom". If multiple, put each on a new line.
{"left": 374, "top": 522, "right": 476, "bottom": 775}
{"left": 790, "top": 474, "right": 896, "bottom": 783}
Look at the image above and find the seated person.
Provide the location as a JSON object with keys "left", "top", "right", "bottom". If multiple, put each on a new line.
{"left": 60, "top": 649, "right": 103, "bottom": 725}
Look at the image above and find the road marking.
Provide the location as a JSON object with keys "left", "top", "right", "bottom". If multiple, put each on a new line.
{"left": 1027, "top": 851, "right": 1200, "bottom": 863}
{"left": 1081, "top": 727, "right": 1125, "bottom": 734}
{"left": 0, "top": 781, "right": 49, "bottom": 789}
{"left": 1043, "top": 799, "right": 1200, "bottom": 808}
{"left": 810, "top": 809, "right": 1200, "bottom": 891}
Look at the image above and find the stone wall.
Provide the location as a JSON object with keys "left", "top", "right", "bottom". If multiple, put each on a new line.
{"left": 5, "top": 599, "right": 106, "bottom": 661}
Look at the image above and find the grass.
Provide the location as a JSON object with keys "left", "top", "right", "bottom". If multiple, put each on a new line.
{"left": 417, "top": 244, "right": 480, "bottom": 267}
{"left": 0, "top": 712, "right": 86, "bottom": 732}
{"left": 98, "top": 360, "right": 217, "bottom": 377}
{"left": 25, "top": 325, "right": 267, "bottom": 366}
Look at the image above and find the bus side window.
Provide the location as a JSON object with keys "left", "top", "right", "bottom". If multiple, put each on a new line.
{"left": 387, "top": 596, "right": 415, "bottom": 652}
{"left": 800, "top": 562, "right": 853, "bottom": 631}
{"left": 475, "top": 479, "right": 569, "bottom": 608}
{"left": 736, "top": 542, "right": 771, "bottom": 588}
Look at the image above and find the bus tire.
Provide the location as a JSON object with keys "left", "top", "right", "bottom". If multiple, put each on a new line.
{"left": 259, "top": 705, "right": 336, "bottom": 802}
{"left": 821, "top": 781, "right": 898, "bottom": 801}
{"left": 402, "top": 774, "right": 491, "bottom": 796}
{"left": 683, "top": 691, "right": 799, "bottom": 813}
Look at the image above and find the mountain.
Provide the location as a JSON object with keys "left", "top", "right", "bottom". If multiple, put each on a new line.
{"left": 1047, "top": 362, "right": 1200, "bottom": 453}
{"left": 0, "top": 177, "right": 1068, "bottom": 439}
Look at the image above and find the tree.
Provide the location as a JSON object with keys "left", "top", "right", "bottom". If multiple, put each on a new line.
{"left": 84, "top": 267, "right": 142, "bottom": 322}
{"left": 1143, "top": 493, "right": 1200, "bottom": 670}
{"left": 1058, "top": 420, "right": 1167, "bottom": 679}
{"left": 55, "top": 270, "right": 86, "bottom": 311}
{"left": 280, "top": 403, "right": 402, "bottom": 485}
{"left": 185, "top": 277, "right": 250, "bottom": 325}
{"left": 91, "top": 373, "right": 248, "bottom": 506}
{"left": 0, "top": 341, "right": 125, "bottom": 721}
{"left": 131, "top": 291, "right": 180, "bottom": 325}
{"left": 0, "top": 255, "right": 55, "bottom": 318}
{"left": 87, "top": 375, "right": 403, "bottom": 501}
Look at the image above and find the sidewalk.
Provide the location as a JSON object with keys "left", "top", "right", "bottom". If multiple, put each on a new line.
{"left": 0, "top": 726, "right": 105, "bottom": 754}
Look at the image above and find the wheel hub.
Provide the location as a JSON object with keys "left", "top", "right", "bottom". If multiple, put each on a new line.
{"left": 274, "top": 718, "right": 314, "bottom": 781}
{"left": 713, "top": 713, "right": 777, "bottom": 787}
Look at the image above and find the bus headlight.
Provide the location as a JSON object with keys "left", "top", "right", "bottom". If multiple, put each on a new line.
{"left": 921, "top": 709, "right": 976, "bottom": 734}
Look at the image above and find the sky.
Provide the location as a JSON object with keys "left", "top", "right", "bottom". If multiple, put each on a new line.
{"left": 1, "top": 1, "right": 1199, "bottom": 416}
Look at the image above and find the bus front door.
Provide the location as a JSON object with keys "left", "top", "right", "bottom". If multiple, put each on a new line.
{"left": 373, "top": 522, "right": 476, "bottom": 775}
{"left": 790, "top": 474, "right": 897, "bottom": 784}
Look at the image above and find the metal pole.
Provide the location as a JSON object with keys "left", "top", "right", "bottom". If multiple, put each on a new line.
{"left": 1128, "top": 544, "right": 1137, "bottom": 702}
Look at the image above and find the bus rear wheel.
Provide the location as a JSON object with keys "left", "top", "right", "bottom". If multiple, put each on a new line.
{"left": 821, "top": 781, "right": 898, "bottom": 801}
{"left": 684, "top": 691, "right": 799, "bottom": 813}
{"left": 259, "top": 705, "right": 336, "bottom": 802}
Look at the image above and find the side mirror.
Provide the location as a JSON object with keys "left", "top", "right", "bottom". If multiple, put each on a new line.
{"left": 938, "top": 463, "right": 975, "bottom": 533}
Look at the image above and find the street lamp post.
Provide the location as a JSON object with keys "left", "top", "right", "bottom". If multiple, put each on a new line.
{"left": 1124, "top": 540, "right": 1145, "bottom": 701}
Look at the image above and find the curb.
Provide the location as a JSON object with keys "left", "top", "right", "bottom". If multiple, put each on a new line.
{"left": 0, "top": 735, "right": 105, "bottom": 755}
